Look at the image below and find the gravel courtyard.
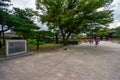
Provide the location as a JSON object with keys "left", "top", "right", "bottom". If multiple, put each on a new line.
{"left": 0, "top": 41, "right": 120, "bottom": 80}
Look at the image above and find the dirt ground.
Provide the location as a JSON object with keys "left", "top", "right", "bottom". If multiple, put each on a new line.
{"left": 0, "top": 41, "right": 120, "bottom": 80}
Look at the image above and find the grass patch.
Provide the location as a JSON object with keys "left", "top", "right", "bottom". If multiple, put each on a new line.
{"left": 28, "top": 44, "right": 63, "bottom": 52}
{"left": 0, "top": 44, "right": 63, "bottom": 56}
{"left": 0, "top": 47, "right": 5, "bottom": 56}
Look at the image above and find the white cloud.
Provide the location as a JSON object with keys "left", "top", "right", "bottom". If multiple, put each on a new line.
{"left": 11, "top": 0, "right": 36, "bottom": 9}
{"left": 11, "top": 0, "right": 120, "bottom": 29}
{"left": 11, "top": 0, "right": 48, "bottom": 30}
{"left": 35, "top": 22, "right": 48, "bottom": 30}
{"left": 110, "top": 21, "right": 120, "bottom": 28}
{"left": 110, "top": 0, "right": 120, "bottom": 28}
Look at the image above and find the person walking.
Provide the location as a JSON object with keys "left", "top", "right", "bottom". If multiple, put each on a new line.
{"left": 95, "top": 38, "right": 99, "bottom": 47}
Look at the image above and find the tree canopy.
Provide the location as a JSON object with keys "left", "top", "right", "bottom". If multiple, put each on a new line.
{"left": 0, "top": 0, "right": 39, "bottom": 46}
{"left": 36, "top": 0, "right": 113, "bottom": 45}
{"left": 12, "top": 8, "right": 39, "bottom": 39}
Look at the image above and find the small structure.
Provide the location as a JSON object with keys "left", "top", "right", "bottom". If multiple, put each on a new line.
{"left": 6, "top": 40, "right": 27, "bottom": 57}
{"left": 4, "top": 32, "right": 22, "bottom": 39}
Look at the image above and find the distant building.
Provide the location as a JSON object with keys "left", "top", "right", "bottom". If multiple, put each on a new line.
{"left": 1, "top": 32, "right": 22, "bottom": 39}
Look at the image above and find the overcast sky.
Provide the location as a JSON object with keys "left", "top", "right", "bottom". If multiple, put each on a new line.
{"left": 11, "top": 0, "right": 120, "bottom": 29}
{"left": 11, "top": 0, "right": 48, "bottom": 30}
{"left": 109, "top": 0, "right": 120, "bottom": 28}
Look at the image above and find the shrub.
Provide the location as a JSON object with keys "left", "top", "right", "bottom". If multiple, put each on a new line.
{"left": 39, "top": 38, "right": 54, "bottom": 43}
{"left": 27, "top": 39, "right": 36, "bottom": 45}
{"left": 27, "top": 38, "right": 54, "bottom": 45}
{"left": 59, "top": 40, "right": 79, "bottom": 45}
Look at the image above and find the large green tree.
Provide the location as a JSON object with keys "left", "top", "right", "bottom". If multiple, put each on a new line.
{"left": 12, "top": 8, "right": 39, "bottom": 39}
{"left": 0, "top": 1, "right": 39, "bottom": 45}
{"left": 36, "top": 0, "right": 113, "bottom": 45}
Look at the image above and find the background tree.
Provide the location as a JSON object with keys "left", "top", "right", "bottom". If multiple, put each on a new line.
{"left": 0, "top": 0, "right": 11, "bottom": 46}
{"left": 36, "top": 0, "right": 113, "bottom": 45}
{"left": 12, "top": 8, "right": 39, "bottom": 39}
{"left": 0, "top": 1, "right": 39, "bottom": 45}
{"left": 0, "top": 0, "right": 11, "bottom": 32}
{"left": 114, "top": 27, "right": 120, "bottom": 40}
{"left": 36, "top": 30, "right": 54, "bottom": 50}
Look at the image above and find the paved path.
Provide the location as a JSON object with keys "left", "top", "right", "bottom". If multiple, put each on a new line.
{"left": 0, "top": 41, "right": 120, "bottom": 80}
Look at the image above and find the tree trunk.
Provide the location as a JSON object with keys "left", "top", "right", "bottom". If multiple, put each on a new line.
{"left": 22, "top": 32, "right": 27, "bottom": 39}
{"left": 36, "top": 36, "right": 39, "bottom": 50}
{"left": 0, "top": 41, "right": 2, "bottom": 48}
{"left": 66, "top": 32, "right": 72, "bottom": 40}
{"left": 59, "top": 26, "right": 73, "bottom": 45}
{"left": 63, "top": 32, "right": 72, "bottom": 45}
{"left": 62, "top": 36, "right": 67, "bottom": 45}
{"left": 55, "top": 33, "right": 59, "bottom": 44}
{"left": 0, "top": 32, "right": 2, "bottom": 48}
{"left": 2, "top": 25, "right": 5, "bottom": 46}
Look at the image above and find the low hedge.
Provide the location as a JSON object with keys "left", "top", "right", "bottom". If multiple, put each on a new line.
{"left": 59, "top": 40, "right": 79, "bottom": 45}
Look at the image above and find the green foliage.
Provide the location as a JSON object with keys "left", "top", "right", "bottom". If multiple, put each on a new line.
{"left": 37, "top": 30, "right": 54, "bottom": 37}
{"left": 90, "top": 26, "right": 110, "bottom": 36}
{"left": 0, "top": 10, "right": 18, "bottom": 28}
{"left": 36, "top": 0, "right": 113, "bottom": 45}
{"left": 72, "top": 33, "right": 84, "bottom": 39}
{"left": 27, "top": 30, "right": 54, "bottom": 50}
{"left": 0, "top": 46, "right": 5, "bottom": 55}
{"left": 4, "top": 36, "right": 11, "bottom": 39}
{"left": 36, "top": 30, "right": 54, "bottom": 43}
{"left": 0, "top": 0, "right": 11, "bottom": 25}
{"left": 59, "top": 40, "right": 79, "bottom": 45}
{"left": 0, "top": 0, "right": 13, "bottom": 29}
{"left": 27, "top": 39, "right": 46, "bottom": 45}
{"left": 0, "top": 0, "right": 12, "bottom": 45}
{"left": 12, "top": 8, "right": 39, "bottom": 39}
{"left": 114, "top": 27, "right": 120, "bottom": 40}
{"left": 27, "top": 30, "right": 54, "bottom": 46}
{"left": 27, "top": 39, "right": 37, "bottom": 45}
{"left": 27, "top": 39, "right": 53, "bottom": 45}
